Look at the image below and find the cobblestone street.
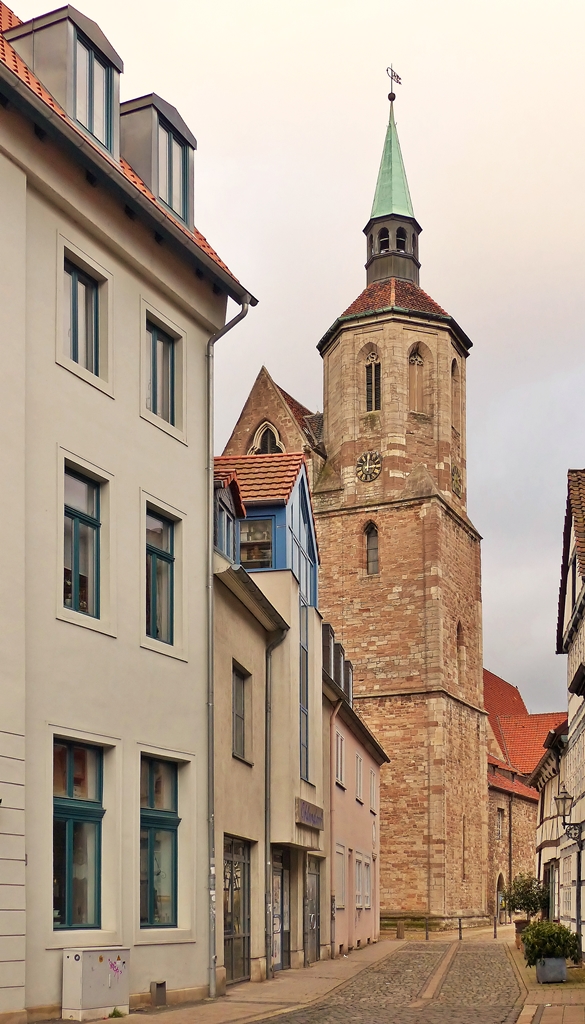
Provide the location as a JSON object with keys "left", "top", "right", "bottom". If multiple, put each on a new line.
{"left": 248, "top": 942, "right": 522, "bottom": 1024}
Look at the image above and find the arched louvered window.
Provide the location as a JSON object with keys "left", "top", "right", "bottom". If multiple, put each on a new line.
{"left": 378, "top": 228, "right": 390, "bottom": 254}
{"left": 365, "top": 357, "right": 381, "bottom": 412}
{"left": 259, "top": 427, "right": 279, "bottom": 454}
{"left": 396, "top": 227, "right": 407, "bottom": 252}
{"left": 369, "top": 234, "right": 374, "bottom": 257}
{"left": 451, "top": 359, "right": 461, "bottom": 433}
{"left": 408, "top": 346, "right": 424, "bottom": 412}
{"left": 365, "top": 523, "right": 379, "bottom": 575}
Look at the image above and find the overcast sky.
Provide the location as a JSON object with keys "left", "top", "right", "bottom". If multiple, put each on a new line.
{"left": 17, "top": 0, "right": 585, "bottom": 712}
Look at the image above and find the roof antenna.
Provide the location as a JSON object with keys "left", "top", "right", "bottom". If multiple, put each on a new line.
{"left": 386, "top": 64, "right": 402, "bottom": 103}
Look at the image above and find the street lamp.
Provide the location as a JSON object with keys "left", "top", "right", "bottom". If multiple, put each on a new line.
{"left": 554, "top": 785, "right": 583, "bottom": 956}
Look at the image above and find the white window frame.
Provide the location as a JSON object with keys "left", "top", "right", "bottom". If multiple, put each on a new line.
{"left": 370, "top": 768, "right": 377, "bottom": 813}
{"left": 562, "top": 855, "right": 573, "bottom": 918}
{"left": 335, "top": 844, "right": 345, "bottom": 910}
{"left": 496, "top": 807, "right": 504, "bottom": 840}
{"left": 140, "top": 298, "right": 187, "bottom": 443}
{"left": 335, "top": 731, "right": 345, "bottom": 786}
{"left": 140, "top": 490, "right": 187, "bottom": 661}
{"left": 364, "top": 858, "right": 371, "bottom": 909}
{"left": 355, "top": 855, "right": 363, "bottom": 909}
{"left": 56, "top": 447, "right": 116, "bottom": 637}
{"left": 355, "top": 753, "right": 363, "bottom": 802}
{"left": 56, "top": 233, "right": 114, "bottom": 397}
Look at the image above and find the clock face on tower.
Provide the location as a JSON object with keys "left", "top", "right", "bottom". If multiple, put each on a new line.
{"left": 356, "top": 450, "right": 382, "bottom": 482}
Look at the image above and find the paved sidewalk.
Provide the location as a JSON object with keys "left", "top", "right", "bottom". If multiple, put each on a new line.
{"left": 130, "top": 938, "right": 404, "bottom": 1024}
{"left": 508, "top": 941, "right": 585, "bottom": 1009}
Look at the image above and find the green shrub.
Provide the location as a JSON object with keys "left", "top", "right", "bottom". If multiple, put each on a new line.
{"left": 502, "top": 874, "right": 550, "bottom": 919}
{"left": 522, "top": 921, "right": 581, "bottom": 966}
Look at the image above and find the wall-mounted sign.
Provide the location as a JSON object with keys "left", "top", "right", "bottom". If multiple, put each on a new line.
{"left": 295, "top": 797, "right": 324, "bottom": 830}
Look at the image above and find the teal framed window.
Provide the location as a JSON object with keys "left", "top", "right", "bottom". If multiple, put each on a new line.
{"left": 232, "top": 667, "right": 246, "bottom": 759}
{"left": 146, "top": 321, "right": 175, "bottom": 425}
{"left": 75, "top": 33, "right": 113, "bottom": 150}
{"left": 300, "top": 599, "right": 309, "bottom": 781}
{"left": 53, "top": 740, "right": 104, "bottom": 929}
{"left": 158, "top": 120, "right": 187, "bottom": 220}
{"left": 146, "top": 511, "right": 174, "bottom": 644}
{"left": 140, "top": 757, "right": 180, "bottom": 927}
{"left": 64, "top": 470, "right": 100, "bottom": 618}
{"left": 64, "top": 260, "right": 99, "bottom": 375}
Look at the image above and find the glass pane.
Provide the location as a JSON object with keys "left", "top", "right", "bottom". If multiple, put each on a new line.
{"left": 72, "top": 746, "right": 98, "bottom": 800}
{"left": 232, "top": 860, "right": 243, "bottom": 933}
{"left": 71, "top": 820, "right": 98, "bottom": 925}
{"left": 158, "top": 124, "right": 169, "bottom": 204}
{"left": 146, "top": 324, "right": 154, "bottom": 412}
{"left": 153, "top": 829, "right": 174, "bottom": 925}
{"left": 65, "top": 473, "right": 96, "bottom": 517}
{"left": 226, "top": 517, "right": 234, "bottom": 559}
{"left": 83, "top": 279, "right": 96, "bottom": 374}
{"left": 146, "top": 513, "right": 172, "bottom": 553}
{"left": 152, "top": 760, "right": 176, "bottom": 811}
{"left": 64, "top": 266, "right": 73, "bottom": 358}
{"left": 146, "top": 550, "right": 153, "bottom": 637}
{"left": 155, "top": 335, "right": 172, "bottom": 422}
{"left": 93, "top": 58, "right": 107, "bottom": 145}
{"left": 155, "top": 556, "right": 172, "bottom": 643}
{"left": 231, "top": 937, "right": 245, "bottom": 982}
{"left": 53, "top": 818, "right": 67, "bottom": 927}
{"left": 171, "top": 137, "right": 184, "bottom": 215}
{"left": 64, "top": 515, "right": 73, "bottom": 608}
{"left": 78, "top": 522, "right": 96, "bottom": 616}
{"left": 53, "top": 743, "right": 68, "bottom": 796}
{"left": 300, "top": 603, "right": 308, "bottom": 648}
{"left": 218, "top": 507, "right": 225, "bottom": 551}
{"left": 75, "top": 40, "right": 89, "bottom": 127}
{"left": 300, "top": 648, "right": 308, "bottom": 707}
{"left": 140, "top": 829, "right": 149, "bottom": 924}
{"left": 140, "top": 758, "right": 149, "bottom": 807}
{"left": 239, "top": 520, "right": 272, "bottom": 569}
{"left": 234, "top": 673, "right": 245, "bottom": 716}
{"left": 77, "top": 279, "right": 88, "bottom": 369}
{"left": 234, "top": 715, "right": 244, "bottom": 758}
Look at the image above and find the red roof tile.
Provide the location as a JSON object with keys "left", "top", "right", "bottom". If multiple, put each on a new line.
{"left": 497, "top": 713, "right": 568, "bottom": 774}
{"left": 0, "top": 5, "right": 238, "bottom": 286}
{"left": 275, "top": 384, "right": 313, "bottom": 429}
{"left": 484, "top": 669, "right": 528, "bottom": 717}
{"left": 568, "top": 470, "right": 585, "bottom": 578}
{"left": 488, "top": 772, "right": 539, "bottom": 803}
{"left": 342, "top": 278, "right": 448, "bottom": 319}
{"left": 214, "top": 454, "right": 305, "bottom": 505}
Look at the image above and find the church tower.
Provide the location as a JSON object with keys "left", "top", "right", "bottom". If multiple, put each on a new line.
{"left": 312, "top": 93, "right": 488, "bottom": 925}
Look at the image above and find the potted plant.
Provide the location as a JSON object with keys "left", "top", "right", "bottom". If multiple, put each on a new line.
{"left": 501, "top": 874, "right": 549, "bottom": 947}
{"left": 522, "top": 921, "right": 581, "bottom": 983}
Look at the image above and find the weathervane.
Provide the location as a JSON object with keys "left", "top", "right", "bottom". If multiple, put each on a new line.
{"left": 386, "top": 65, "right": 401, "bottom": 102}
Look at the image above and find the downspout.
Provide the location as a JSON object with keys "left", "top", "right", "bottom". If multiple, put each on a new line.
{"left": 329, "top": 699, "right": 343, "bottom": 959}
{"left": 508, "top": 793, "right": 513, "bottom": 923}
{"left": 207, "top": 298, "right": 250, "bottom": 999}
{"left": 265, "top": 627, "right": 288, "bottom": 981}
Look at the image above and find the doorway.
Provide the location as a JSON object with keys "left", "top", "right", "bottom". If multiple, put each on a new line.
{"left": 272, "top": 847, "right": 290, "bottom": 971}
{"left": 306, "top": 856, "right": 321, "bottom": 964}
{"left": 223, "top": 836, "right": 251, "bottom": 984}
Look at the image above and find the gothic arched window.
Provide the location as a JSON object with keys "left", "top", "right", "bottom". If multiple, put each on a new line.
{"left": 396, "top": 227, "right": 407, "bottom": 252}
{"left": 451, "top": 359, "right": 461, "bottom": 433}
{"left": 408, "top": 346, "right": 425, "bottom": 412}
{"left": 378, "top": 228, "right": 390, "bottom": 254}
{"left": 365, "top": 523, "right": 379, "bottom": 575}
{"left": 259, "top": 427, "right": 279, "bottom": 454}
{"left": 365, "top": 355, "right": 381, "bottom": 412}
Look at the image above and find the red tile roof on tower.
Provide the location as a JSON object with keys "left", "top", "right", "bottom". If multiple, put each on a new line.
{"left": 0, "top": 3, "right": 245, "bottom": 292}
{"left": 214, "top": 454, "right": 305, "bottom": 505}
{"left": 495, "top": 713, "right": 568, "bottom": 775}
{"left": 342, "top": 278, "right": 448, "bottom": 318}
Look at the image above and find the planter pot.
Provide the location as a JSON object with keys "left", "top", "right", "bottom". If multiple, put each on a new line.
{"left": 514, "top": 920, "right": 530, "bottom": 949}
{"left": 536, "top": 958, "right": 567, "bottom": 984}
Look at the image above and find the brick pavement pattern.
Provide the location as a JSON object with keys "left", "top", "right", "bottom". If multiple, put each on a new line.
{"left": 248, "top": 943, "right": 522, "bottom": 1024}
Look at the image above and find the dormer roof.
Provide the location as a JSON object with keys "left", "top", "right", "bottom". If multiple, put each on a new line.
{"left": 214, "top": 454, "right": 306, "bottom": 506}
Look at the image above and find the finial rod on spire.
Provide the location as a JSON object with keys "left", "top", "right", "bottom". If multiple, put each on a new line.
{"left": 387, "top": 64, "right": 402, "bottom": 103}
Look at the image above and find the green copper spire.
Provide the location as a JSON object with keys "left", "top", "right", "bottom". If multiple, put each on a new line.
{"left": 370, "top": 101, "right": 414, "bottom": 220}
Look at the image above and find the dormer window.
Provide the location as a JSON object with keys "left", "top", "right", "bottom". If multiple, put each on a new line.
{"left": 158, "top": 121, "right": 187, "bottom": 220}
{"left": 75, "top": 34, "right": 113, "bottom": 150}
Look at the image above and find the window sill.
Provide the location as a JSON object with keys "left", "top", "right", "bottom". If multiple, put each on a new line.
{"left": 141, "top": 636, "right": 187, "bottom": 662}
{"left": 335, "top": 780, "right": 346, "bottom": 790}
{"left": 356, "top": 797, "right": 364, "bottom": 805}
{"left": 141, "top": 408, "right": 187, "bottom": 445}
{"left": 46, "top": 930, "right": 120, "bottom": 949}
{"left": 232, "top": 752, "right": 254, "bottom": 767}
{"left": 135, "top": 928, "right": 195, "bottom": 945}
{"left": 370, "top": 808, "right": 377, "bottom": 816}
{"left": 57, "top": 607, "right": 116, "bottom": 638}
{"left": 56, "top": 354, "right": 114, "bottom": 398}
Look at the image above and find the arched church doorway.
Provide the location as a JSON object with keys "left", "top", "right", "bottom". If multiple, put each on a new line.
{"left": 496, "top": 874, "right": 506, "bottom": 923}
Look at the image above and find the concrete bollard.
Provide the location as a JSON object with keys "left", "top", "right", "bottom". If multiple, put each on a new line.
{"left": 458, "top": 917, "right": 462, "bottom": 940}
{"left": 493, "top": 916, "right": 497, "bottom": 939}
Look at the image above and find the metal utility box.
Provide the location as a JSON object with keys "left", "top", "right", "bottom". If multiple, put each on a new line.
{"left": 62, "top": 948, "right": 130, "bottom": 1021}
